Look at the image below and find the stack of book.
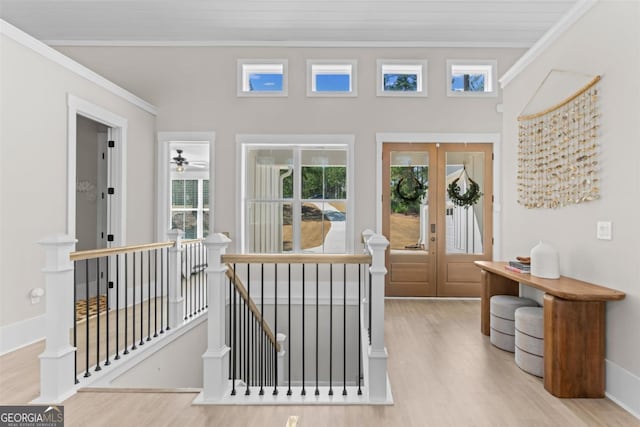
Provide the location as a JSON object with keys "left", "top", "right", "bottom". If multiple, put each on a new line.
{"left": 505, "top": 260, "right": 531, "bottom": 274}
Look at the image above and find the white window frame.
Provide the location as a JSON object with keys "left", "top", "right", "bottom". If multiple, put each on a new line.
{"left": 236, "top": 134, "right": 355, "bottom": 254}
{"left": 237, "top": 59, "right": 288, "bottom": 97}
{"left": 446, "top": 59, "right": 498, "bottom": 98}
{"left": 376, "top": 59, "right": 428, "bottom": 97}
{"left": 307, "top": 60, "right": 358, "bottom": 97}
{"left": 170, "top": 175, "right": 210, "bottom": 239}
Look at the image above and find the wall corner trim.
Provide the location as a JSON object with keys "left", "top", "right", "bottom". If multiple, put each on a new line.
{"left": 498, "top": 0, "right": 598, "bottom": 88}
{"left": 0, "top": 19, "right": 158, "bottom": 115}
{"left": 605, "top": 359, "right": 640, "bottom": 421}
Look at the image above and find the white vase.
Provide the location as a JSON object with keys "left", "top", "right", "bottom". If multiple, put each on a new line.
{"left": 530, "top": 241, "right": 560, "bottom": 279}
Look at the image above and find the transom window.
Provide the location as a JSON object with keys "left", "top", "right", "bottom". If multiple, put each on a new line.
{"left": 171, "top": 178, "right": 209, "bottom": 239}
{"left": 240, "top": 136, "right": 354, "bottom": 254}
{"left": 238, "top": 60, "right": 288, "bottom": 96}
{"left": 446, "top": 60, "right": 497, "bottom": 97}
{"left": 377, "top": 60, "right": 428, "bottom": 97}
{"left": 307, "top": 60, "right": 357, "bottom": 96}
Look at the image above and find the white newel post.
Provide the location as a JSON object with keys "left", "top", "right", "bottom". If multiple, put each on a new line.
{"left": 167, "top": 229, "right": 184, "bottom": 329}
{"left": 35, "top": 234, "right": 77, "bottom": 403}
{"left": 361, "top": 229, "right": 375, "bottom": 333}
{"left": 201, "top": 233, "right": 231, "bottom": 401}
{"left": 367, "top": 233, "right": 389, "bottom": 402}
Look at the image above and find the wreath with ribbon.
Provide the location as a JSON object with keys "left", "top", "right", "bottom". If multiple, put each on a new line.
{"left": 395, "top": 174, "right": 426, "bottom": 202}
{"left": 447, "top": 175, "right": 482, "bottom": 208}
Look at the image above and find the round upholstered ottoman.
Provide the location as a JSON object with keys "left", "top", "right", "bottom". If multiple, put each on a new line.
{"left": 490, "top": 295, "right": 538, "bottom": 352}
{"left": 515, "top": 306, "right": 544, "bottom": 377}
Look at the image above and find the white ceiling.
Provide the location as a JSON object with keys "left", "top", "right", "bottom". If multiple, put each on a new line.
{"left": 0, "top": 0, "right": 580, "bottom": 47}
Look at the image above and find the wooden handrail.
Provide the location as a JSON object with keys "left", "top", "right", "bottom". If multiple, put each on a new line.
{"left": 70, "top": 241, "right": 175, "bottom": 261}
{"left": 222, "top": 253, "right": 371, "bottom": 265}
{"left": 225, "top": 265, "right": 281, "bottom": 353}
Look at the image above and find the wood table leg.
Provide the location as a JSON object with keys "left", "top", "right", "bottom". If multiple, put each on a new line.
{"left": 543, "top": 294, "right": 606, "bottom": 398}
{"left": 480, "top": 270, "right": 519, "bottom": 336}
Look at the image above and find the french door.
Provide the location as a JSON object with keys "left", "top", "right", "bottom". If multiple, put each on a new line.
{"left": 382, "top": 143, "right": 493, "bottom": 297}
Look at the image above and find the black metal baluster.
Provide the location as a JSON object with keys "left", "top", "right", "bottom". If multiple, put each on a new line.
{"left": 199, "top": 243, "right": 203, "bottom": 312}
{"left": 84, "top": 259, "right": 90, "bottom": 378}
{"left": 259, "top": 264, "right": 264, "bottom": 395}
{"left": 287, "top": 263, "right": 292, "bottom": 396}
{"left": 154, "top": 249, "right": 158, "bottom": 338}
{"left": 166, "top": 247, "right": 171, "bottom": 331}
{"left": 204, "top": 245, "right": 208, "bottom": 309}
{"left": 228, "top": 275, "right": 231, "bottom": 380}
{"left": 160, "top": 249, "right": 164, "bottom": 334}
{"left": 329, "top": 263, "right": 333, "bottom": 396}
{"left": 273, "top": 264, "right": 278, "bottom": 396}
{"left": 190, "top": 244, "right": 195, "bottom": 318}
{"left": 183, "top": 243, "right": 187, "bottom": 320}
{"left": 124, "top": 254, "right": 130, "bottom": 354}
{"left": 115, "top": 254, "right": 121, "bottom": 360}
{"left": 358, "top": 264, "right": 362, "bottom": 395}
{"left": 315, "top": 263, "right": 319, "bottom": 396}
{"left": 73, "top": 262, "right": 78, "bottom": 384}
{"left": 147, "top": 251, "right": 151, "bottom": 342}
{"left": 301, "top": 263, "right": 306, "bottom": 396}
{"left": 368, "top": 270, "right": 372, "bottom": 345}
{"left": 231, "top": 265, "right": 237, "bottom": 395}
{"left": 140, "top": 252, "right": 145, "bottom": 346}
{"left": 342, "top": 263, "right": 347, "bottom": 396}
{"left": 245, "top": 264, "right": 251, "bottom": 395}
{"left": 132, "top": 252, "right": 137, "bottom": 350}
{"left": 105, "top": 256, "right": 110, "bottom": 367}
{"left": 95, "top": 257, "right": 101, "bottom": 372}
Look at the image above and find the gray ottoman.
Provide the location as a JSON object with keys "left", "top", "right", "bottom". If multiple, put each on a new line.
{"left": 515, "top": 306, "right": 544, "bottom": 377}
{"left": 490, "top": 295, "right": 538, "bottom": 352}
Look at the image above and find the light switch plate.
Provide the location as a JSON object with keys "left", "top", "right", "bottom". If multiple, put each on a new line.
{"left": 597, "top": 221, "right": 612, "bottom": 240}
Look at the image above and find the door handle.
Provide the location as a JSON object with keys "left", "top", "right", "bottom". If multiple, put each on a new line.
{"left": 430, "top": 223, "right": 436, "bottom": 233}
{"left": 430, "top": 237, "right": 436, "bottom": 242}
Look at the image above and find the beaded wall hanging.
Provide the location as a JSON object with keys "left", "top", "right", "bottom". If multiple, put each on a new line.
{"left": 517, "top": 74, "right": 601, "bottom": 208}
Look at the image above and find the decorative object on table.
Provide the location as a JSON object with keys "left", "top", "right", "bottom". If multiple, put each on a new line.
{"left": 506, "top": 260, "right": 531, "bottom": 274}
{"left": 530, "top": 240, "right": 560, "bottom": 279}
{"left": 447, "top": 166, "right": 482, "bottom": 209}
{"left": 516, "top": 70, "right": 601, "bottom": 209}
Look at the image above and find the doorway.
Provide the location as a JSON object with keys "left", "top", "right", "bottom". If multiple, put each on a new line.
{"left": 382, "top": 142, "right": 493, "bottom": 297}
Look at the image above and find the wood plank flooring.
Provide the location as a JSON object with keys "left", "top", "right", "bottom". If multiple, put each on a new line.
{"left": 1, "top": 300, "right": 638, "bottom": 426}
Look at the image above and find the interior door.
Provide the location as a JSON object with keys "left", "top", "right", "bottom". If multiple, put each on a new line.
{"left": 383, "top": 144, "right": 437, "bottom": 296}
{"left": 436, "top": 144, "right": 493, "bottom": 296}
{"left": 383, "top": 143, "right": 493, "bottom": 297}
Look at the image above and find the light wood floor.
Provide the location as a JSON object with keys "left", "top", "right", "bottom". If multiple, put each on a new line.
{"left": 1, "top": 300, "right": 638, "bottom": 426}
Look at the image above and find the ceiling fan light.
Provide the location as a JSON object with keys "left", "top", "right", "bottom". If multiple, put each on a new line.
{"left": 177, "top": 164, "right": 185, "bottom": 173}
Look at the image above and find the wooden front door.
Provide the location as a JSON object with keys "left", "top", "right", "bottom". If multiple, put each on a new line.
{"left": 383, "top": 143, "right": 493, "bottom": 297}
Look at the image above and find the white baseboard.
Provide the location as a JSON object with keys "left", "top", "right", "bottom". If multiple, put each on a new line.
{"left": 606, "top": 359, "right": 640, "bottom": 420}
{"left": 0, "top": 314, "right": 45, "bottom": 355}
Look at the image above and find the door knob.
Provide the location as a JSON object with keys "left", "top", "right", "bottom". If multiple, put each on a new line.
{"left": 430, "top": 237, "right": 436, "bottom": 242}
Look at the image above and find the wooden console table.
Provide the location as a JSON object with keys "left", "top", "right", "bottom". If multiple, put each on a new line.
{"left": 474, "top": 261, "right": 625, "bottom": 398}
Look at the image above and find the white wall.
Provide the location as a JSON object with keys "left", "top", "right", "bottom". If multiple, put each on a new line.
{"left": 56, "top": 45, "right": 525, "bottom": 252}
{"left": 500, "top": 0, "right": 640, "bottom": 416}
{"left": 0, "top": 27, "right": 157, "bottom": 349}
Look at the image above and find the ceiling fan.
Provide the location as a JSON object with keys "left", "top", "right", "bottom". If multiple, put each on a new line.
{"left": 171, "top": 149, "right": 206, "bottom": 172}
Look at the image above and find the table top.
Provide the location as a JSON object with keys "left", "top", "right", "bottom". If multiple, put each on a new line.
{"left": 474, "top": 261, "right": 626, "bottom": 302}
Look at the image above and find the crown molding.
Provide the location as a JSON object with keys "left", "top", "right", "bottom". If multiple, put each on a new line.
{"left": 43, "top": 39, "right": 532, "bottom": 49}
{"left": 499, "top": 0, "right": 598, "bottom": 88}
{"left": 0, "top": 19, "right": 157, "bottom": 115}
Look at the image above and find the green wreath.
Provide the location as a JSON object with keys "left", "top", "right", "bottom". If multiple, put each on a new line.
{"left": 447, "top": 177, "right": 482, "bottom": 208}
{"left": 395, "top": 175, "right": 426, "bottom": 202}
